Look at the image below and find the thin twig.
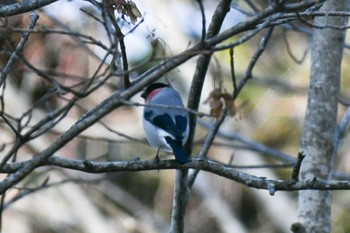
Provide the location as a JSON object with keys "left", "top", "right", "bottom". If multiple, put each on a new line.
{"left": 234, "top": 26, "right": 274, "bottom": 99}
{"left": 0, "top": 178, "right": 6, "bottom": 232}
{"left": 188, "top": 112, "right": 226, "bottom": 188}
{"left": 196, "top": 0, "right": 206, "bottom": 43}
{"left": 296, "top": 12, "right": 350, "bottom": 30}
{"left": 0, "top": 11, "right": 39, "bottom": 87}
{"left": 229, "top": 48, "right": 237, "bottom": 95}
{"left": 198, "top": 119, "right": 295, "bottom": 163}
{"left": 282, "top": 29, "right": 308, "bottom": 64}
{"left": 329, "top": 106, "right": 350, "bottom": 179}
{"left": 121, "top": 100, "right": 214, "bottom": 118}
{"left": 105, "top": 5, "right": 130, "bottom": 87}
{"left": 291, "top": 152, "right": 306, "bottom": 181}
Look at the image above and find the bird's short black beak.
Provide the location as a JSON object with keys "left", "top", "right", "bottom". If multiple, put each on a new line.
{"left": 141, "top": 91, "right": 147, "bottom": 99}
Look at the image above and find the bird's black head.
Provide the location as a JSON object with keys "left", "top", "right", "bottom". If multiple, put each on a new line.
{"left": 141, "top": 83, "right": 169, "bottom": 99}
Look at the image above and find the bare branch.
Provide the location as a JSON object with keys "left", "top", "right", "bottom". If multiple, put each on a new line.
{"left": 282, "top": 29, "right": 308, "bottom": 64}
{"left": 0, "top": 49, "right": 199, "bottom": 194}
{"left": 188, "top": 113, "right": 226, "bottom": 188}
{"left": 0, "top": 12, "right": 39, "bottom": 87}
{"left": 171, "top": 0, "right": 233, "bottom": 232}
{"left": 196, "top": 0, "right": 206, "bottom": 43}
{"left": 0, "top": 0, "right": 57, "bottom": 17}
{"left": 2, "top": 156, "right": 350, "bottom": 192}
{"left": 198, "top": 119, "right": 295, "bottom": 163}
{"left": 229, "top": 48, "right": 236, "bottom": 94}
{"left": 233, "top": 26, "right": 274, "bottom": 98}
{"left": 330, "top": 106, "right": 350, "bottom": 178}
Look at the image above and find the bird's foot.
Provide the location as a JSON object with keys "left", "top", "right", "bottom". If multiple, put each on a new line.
{"left": 154, "top": 149, "right": 161, "bottom": 164}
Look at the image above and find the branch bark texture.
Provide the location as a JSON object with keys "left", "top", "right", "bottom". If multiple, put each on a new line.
{"left": 298, "top": 0, "right": 349, "bottom": 232}
{"left": 0, "top": 0, "right": 58, "bottom": 17}
{"left": 170, "top": 1, "right": 232, "bottom": 232}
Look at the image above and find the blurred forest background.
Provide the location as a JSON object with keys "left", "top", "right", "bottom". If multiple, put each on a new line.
{"left": 1, "top": 0, "right": 350, "bottom": 233}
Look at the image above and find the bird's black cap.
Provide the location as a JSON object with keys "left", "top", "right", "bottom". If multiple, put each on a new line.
{"left": 141, "top": 83, "right": 169, "bottom": 99}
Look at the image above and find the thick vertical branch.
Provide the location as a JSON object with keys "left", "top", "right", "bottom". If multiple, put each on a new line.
{"left": 297, "top": 0, "right": 349, "bottom": 232}
{"left": 186, "top": 0, "right": 232, "bottom": 163}
{"left": 169, "top": 1, "right": 232, "bottom": 232}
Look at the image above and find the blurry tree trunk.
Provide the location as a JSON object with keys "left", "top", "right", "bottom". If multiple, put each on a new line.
{"left": 298, "top": 0, "right": 349, "bottom": 232}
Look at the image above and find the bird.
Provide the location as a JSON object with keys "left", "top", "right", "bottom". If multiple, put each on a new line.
{"left": 141, "top": 83, "right": 190, "bottom": 164}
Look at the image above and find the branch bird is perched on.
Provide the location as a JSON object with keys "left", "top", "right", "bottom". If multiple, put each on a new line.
{"left": 141, "top": 83, "right": 190, "bottom": 164}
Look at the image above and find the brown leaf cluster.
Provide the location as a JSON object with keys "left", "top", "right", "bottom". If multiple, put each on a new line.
{"left": 107, "top": 0, "right": 142, "bottom": 24}
{"left": 204, "top": 88, "right": 236, "bottom": 118}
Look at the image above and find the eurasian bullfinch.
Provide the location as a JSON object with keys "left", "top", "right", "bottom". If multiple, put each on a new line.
{"left": 141, "top": 83, "right": 189, "bottom": 164}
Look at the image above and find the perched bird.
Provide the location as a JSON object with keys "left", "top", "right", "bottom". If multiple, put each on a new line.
{"left": 141, "top": 83, "right": 189, "bottom": 164}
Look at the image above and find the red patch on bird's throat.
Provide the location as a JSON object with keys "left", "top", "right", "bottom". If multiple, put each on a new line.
{"left": 146, "top": 88, "right": 163, "bottom": 102}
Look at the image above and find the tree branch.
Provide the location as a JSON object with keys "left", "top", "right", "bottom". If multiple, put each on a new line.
{"left": 298, "top": 0, "right": 349, "bottom": 232}
{"left": 0, "top": 12, "right": 39, "bottom": 87}
{"left": 170, "top": 1, "right": 233, "bottom": 232}
{"left": 0, "top": 0, "right": 58, "bottom": 17}
{"left": 2, "top": 156, "right": 350, "bottom": 192}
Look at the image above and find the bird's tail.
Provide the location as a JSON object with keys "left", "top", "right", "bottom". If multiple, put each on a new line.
{"left": 165, "top": 137, "right": 189, "bottom": 164}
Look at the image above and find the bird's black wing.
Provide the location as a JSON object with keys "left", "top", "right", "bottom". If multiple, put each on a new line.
{"left": 144, "top": 110, "right": 187, "bottom": 140}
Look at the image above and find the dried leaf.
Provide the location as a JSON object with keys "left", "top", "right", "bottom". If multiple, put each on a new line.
{"left": 204, "top": 88, "right": 237, "bottom": 118}
{"left": 129, "top": 0, "right": 142, "bottom": 18}
{"left": 222, "top": 93, "right": 236, "bottom": 116}
{"left": 204, "top": 88, "right": 224, "bottom": 117}
{"left": 107, "top": 0, "right": 142, "bottom": 24}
